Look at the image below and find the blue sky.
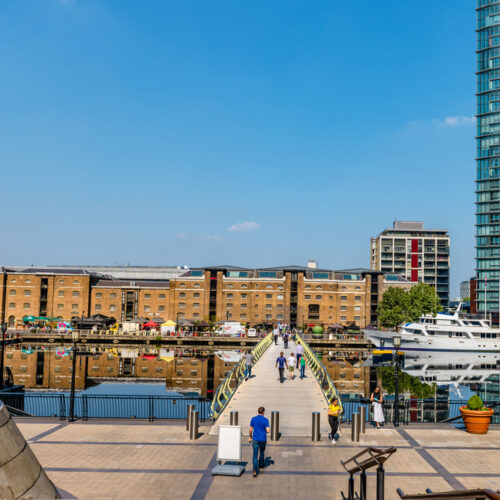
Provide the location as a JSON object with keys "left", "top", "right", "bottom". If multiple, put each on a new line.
{"left": 0, "top": 0, "right": 475, "bottom": 296}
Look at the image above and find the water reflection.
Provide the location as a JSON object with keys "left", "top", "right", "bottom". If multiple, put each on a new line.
{"left": 398, "top": 350, "right": 500, "bottom": 403}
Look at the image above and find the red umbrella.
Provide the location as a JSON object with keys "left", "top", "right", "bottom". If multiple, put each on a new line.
{"left": 143, "top": 320, "right": 158, "bottom": 328}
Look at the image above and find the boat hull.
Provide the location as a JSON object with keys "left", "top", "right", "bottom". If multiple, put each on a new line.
{"left": 363, "top": 329, "right": 500, "bottom": 353}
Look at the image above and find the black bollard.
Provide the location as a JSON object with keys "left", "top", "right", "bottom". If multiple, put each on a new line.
{"left": 230, "top": 410, "right": 239, "bottom": 426}
{"left": 186, "top": 404, "right": 194, "bottom": 431}
{"left": 360, "top": 470, "right": 367, "bottom": 500}
{"left": 351, "top": 412, "right": 360, "bottom": 442}
{"left": 271, "top": 411, "right": 280, "bottom": 441}
{"left": 189, "top": 410, "right": 199, "bottom": 440}
{"left": 311, "top": 412, "right": 320, "bottom": 442}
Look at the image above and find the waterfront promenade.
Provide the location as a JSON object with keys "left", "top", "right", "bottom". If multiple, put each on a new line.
{"left": 210, "top": 338, "right": 329, "bottom": 436}
{"left": 14, "top": 418, "right": 500, "bottom": 499}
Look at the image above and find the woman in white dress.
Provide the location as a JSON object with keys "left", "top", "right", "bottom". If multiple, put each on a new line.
{"left": 370, "top": 387, "right": 384, "bottom": 428}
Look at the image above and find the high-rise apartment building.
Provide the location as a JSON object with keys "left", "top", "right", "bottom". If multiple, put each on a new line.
{"left": 371, "top": 221, "right": 450, "bottom": 307}
{"left": 476, "top": 1, "right": 500, "bottom": 315}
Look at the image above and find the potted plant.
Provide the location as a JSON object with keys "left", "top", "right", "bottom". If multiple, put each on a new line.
{"left": 459, "top": 395, "right": 494, "bottom": 434}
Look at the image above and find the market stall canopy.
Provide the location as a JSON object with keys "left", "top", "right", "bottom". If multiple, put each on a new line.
{"left": 143, "top": 321, "right": 159, "bottom": 328}
{"left": 195, "top": 321, "right": 210, "bottom": 328}
{"left": 163, "top": 320, "right": 177, "bottom": 326}
{"left": 346, "top": 323, "right": 360, "bottom": 331}
{"left": 22, "top": 315, "right": 37, "bottom": 322}
{"left": 178, "top": 318, "right": 194, "bottom": 327}
{"left": 329, "top": 323, "right": 344, "bottom": 329}
{"left": 153, "top": 318, "right": 165, "bottom": 324}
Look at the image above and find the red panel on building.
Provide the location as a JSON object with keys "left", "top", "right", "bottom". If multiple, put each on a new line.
{"left": 411, "top": 254, "right": 418, "bottom": 268}
{"left": 411, "top": 269, "right": 418, "bottom": 282}
{"left": 411, "top": 239, "right": 419, "bottom": 252}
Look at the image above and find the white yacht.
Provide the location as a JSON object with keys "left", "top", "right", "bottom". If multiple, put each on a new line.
{"left": 364, "top": 304, "right": 500, "bottom": 353}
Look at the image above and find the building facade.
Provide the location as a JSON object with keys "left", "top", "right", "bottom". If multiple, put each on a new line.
{"left": 371, "top": 221, "right": 450, "bottom": 307}
{"left": 1, "top": 264, "right": 414, "bottom": 328}
{"left": 476, "top": 1, "right": 500, "bottom": 315}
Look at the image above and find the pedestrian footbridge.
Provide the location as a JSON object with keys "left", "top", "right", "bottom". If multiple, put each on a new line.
{"left": 209, "top": 334, "right": 340, "bottom": 436}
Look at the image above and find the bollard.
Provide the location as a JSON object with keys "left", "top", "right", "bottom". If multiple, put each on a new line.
{"left": 189, "top": 410, "right": 199, "bottom": 440}
{"left": 230, "top": 410, "right": 239, "bottom": 426}
{"left": 186, "top": 404, "right": 194, "bottom": 431}
{"left": 311, "top": 412, "right": 320, "bottom": 442}
{"left": 360, "top": 406, "right": 366, "bottom": 434}
{"left": 271, "top": 411, "right": 280, "bottom": 441}
{"left": 351, "top": 412, "right": 360, "bottom": 442}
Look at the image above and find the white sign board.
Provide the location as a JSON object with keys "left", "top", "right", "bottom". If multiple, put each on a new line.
{"left": 217, "top": 425, "right": 242, "bottom": 462}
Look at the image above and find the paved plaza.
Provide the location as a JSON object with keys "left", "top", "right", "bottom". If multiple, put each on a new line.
{"left": 14, "top": 418, "right": 500, "bottom": 499}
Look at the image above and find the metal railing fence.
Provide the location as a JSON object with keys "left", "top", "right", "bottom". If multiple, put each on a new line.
{"left": 209, "top": 332, "right": 273, "bottom": 420}
{"left": 340, "top": 398, "right": 500, "bottom": 425}
{"left": 0, "top": 393, "right": 210, "bottom": 422}
{"left": 296, "top": 333, "right": 342, "bottom": 412}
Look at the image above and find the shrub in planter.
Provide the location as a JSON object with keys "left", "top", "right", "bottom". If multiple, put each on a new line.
{"left": 459, "top": 395, "right": 494, "bottom": 434}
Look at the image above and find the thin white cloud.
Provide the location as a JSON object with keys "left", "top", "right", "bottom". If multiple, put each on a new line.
{"left": 227, "top": 221, "right": 261, "bottom": 233}
{"left": 176, "top": 233, "right": 188, "bottom": 239}
{"left": 441, "top": 116, "right": 475, "bottom": 127}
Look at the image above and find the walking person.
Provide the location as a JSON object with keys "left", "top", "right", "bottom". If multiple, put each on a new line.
{"left": 275, "top": 351, "right": 288, "bottom": 383}
{"left": 299, "top": 355, "right": 306, "bottom": 379}
{"left": 287, "top": 352, "right": 295, "bottom": 380}
{"left": 283, "top": 331, "right": 289, "bottom": 349}
{"left": 249, "top": 407, "right": 270, "bottom": 477}
{"left": 273, "top": 326, "right": 279, "bottom": 345}
{"left": 295, "top": 342, "right": 303, "bottom": 367}
{"left": 370, "top": 387, "right": 385, "bottom": 428}
{"left": 328, "top": 397, "right": 342, "bottom": 444}
{"left": 244, "top": 350, "right": 253, "bottom": 380}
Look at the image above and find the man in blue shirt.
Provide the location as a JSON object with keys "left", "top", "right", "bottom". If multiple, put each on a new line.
{"left": 275, "top": 351, "right": 288, "bottom": 383}
{"left": 249, "top": 406, "right": 270, "bottom": 477}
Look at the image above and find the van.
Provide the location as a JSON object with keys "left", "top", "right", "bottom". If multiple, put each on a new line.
{"left": 215, "top": 322, "right": 245, "bottom": 336}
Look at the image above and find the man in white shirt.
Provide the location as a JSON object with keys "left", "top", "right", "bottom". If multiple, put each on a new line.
{"left": 287, "top": 353, "right": 296, "bottom": 380}
{"left": 273, "top": 327, "right": 279, "bottom": 345}
{"left": 295, "top": 343, "right": 304, "bottom": 368}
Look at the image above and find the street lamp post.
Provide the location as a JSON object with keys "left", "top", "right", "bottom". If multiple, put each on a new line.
{"left": 69, "top": 329, "right": 80, "bottom": 422}
{"left": 176, "top": 312, "right": 181, "bottom": 336}
{"left": 0, "top": 323, "right": 7, "bottom": 390}
{"left": 393, "top": 335, "right": 401, "bottom": 427}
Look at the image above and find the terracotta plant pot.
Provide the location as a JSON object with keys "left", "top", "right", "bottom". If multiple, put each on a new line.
{"left": 459, "top": 406, "right": 494, "bottom": 434}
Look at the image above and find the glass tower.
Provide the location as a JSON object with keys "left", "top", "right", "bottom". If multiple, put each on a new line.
{"left": 476, "top": 1, "right": 500, "bottom": 315}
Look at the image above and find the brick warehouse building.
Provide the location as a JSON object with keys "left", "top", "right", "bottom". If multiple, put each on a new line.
{"left": 0, "top": 264, "right": 414, "bottom": 328}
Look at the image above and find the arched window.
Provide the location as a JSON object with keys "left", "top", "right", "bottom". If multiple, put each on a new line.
{"left": 355, "top": 286, "right": 361, "bottom": 290}
{"left": 24, "top": 279, "right": 32, "bottom": 284}
{"left": 59, "top": 279, "right": 65, "bottom": 285}
{"left": 8, "top": 315, "right": 15, "bottom": 327}
{"left": 73, "top": 280, "right": 80, "bottom": 285}
{"left": 341, "top": 286, "right": 347, "bottom": 291}
{"left": 9, "top": 290, "right": 16, "bottom": 296}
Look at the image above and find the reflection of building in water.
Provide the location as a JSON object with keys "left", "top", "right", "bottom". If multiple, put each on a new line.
{"left": 5, "top": 349, "right": 87, "bottom": 390}
{"left": 322, "top": 357, "right": 370, "bottom": 397}
{"left": 5, "top": 347, "right": 240, "bottom": 398}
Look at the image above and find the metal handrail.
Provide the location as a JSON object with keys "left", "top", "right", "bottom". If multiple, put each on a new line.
{"left": 341, "top": 446, "right": 397, "bottom": 474}
{"left": 209, "top": 332, "right": 273, "bottom": 420}
{"left": 295, "top": 333, "right": 342, "bottom": 413}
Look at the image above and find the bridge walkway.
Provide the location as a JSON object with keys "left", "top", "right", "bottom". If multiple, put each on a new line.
{"left": 209, "top": 337, "right": 330, "bottom": 436}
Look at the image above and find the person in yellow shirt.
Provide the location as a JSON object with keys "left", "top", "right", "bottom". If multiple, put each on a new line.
{"left": 327, "top": 397, "right": 342, "bottom": 445}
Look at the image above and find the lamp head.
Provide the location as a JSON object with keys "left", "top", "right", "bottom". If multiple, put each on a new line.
{"left": 393, "top": 335, "right": 401, "bottom": 348}
{"left": 1, "top": 323, "right": 7, "bottom": 334}
{"left": 72, "top": 330, "right": 80, "bottom": 342}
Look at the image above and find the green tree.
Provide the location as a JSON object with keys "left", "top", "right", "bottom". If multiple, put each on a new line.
{"left": 408, "top": 283, "right": 442, "bottom": 322}
{"left": 377, "top": 287, "right": 411, "bottom": 329}
{"left": 377, "top": 283, "right": 442, "bottom": 329}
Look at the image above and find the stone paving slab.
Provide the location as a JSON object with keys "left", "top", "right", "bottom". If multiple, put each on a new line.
{"left": 13, "top": 418, "right": 500, "bottom": 499}
{"left": 48, "top": 471, "right": 202, "bottom": 499}
{"left": 405, "top": 428, "right": 500, "bottom": 448}
{"left": 16, "top": 422, "right": 62, "bottom": 441}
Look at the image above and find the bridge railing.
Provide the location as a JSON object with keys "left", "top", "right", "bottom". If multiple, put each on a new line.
{"left": 209, "top": 332, "right": 273, "bottom": 421}
{"left": 296, "top": 333, "right": 342, "bottom": 413}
